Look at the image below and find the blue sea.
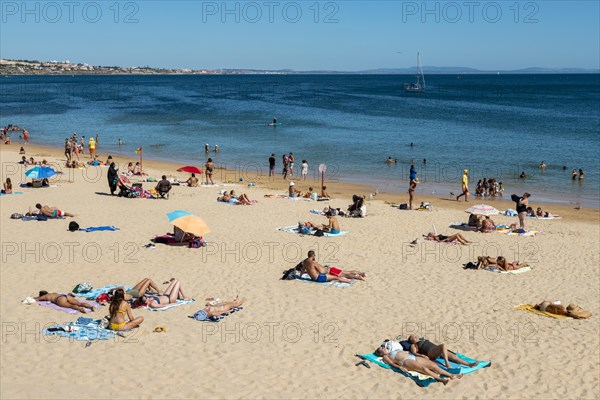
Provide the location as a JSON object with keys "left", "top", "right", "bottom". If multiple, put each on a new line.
{"left": 1, "top": 74, "right": 599, "bottom": 206}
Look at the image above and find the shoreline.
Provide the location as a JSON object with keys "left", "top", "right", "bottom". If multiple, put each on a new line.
{"left": 2, "top": 142, "right": 598, "bottom": 223}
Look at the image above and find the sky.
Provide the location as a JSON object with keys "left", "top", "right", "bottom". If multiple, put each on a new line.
{"left": 1, "top": 1, "right": 599, "bottom": 71}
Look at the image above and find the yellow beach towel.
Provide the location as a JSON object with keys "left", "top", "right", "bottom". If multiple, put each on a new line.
{"left": 514, "top": 304, "right": 568, "bottom": 319}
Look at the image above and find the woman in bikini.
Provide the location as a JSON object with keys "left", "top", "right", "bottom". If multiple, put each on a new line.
{"left": 108, "top": 289, "right": 144, "bottom": 331}
{"left": 374, "top": 345, "right": 463, "bottom": 385}
{"left": 191, "top": 296, "right": 245, "bottom": 321}
{"left": 2, "top": 178, "right": 12, "bottom": 194}
{"left": 424, "top": 232, "right": 472, "bottom": 245}
{"left": 139, "top": 279, "right": 189, "bottom": 309}
{"left": 476, "top": 256, "right": 528, "bottom": 271}
{"left": 35, "top": 291, "right": 95, "bottom": 313}
{"left": 205, "top": 158, "right": 214, "bottom": 185}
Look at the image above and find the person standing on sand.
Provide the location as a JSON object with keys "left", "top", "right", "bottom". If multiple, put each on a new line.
{"left": 288, "top": 152, "right": 295, "bottom": 177}
{"left": 516, "top": 193, "right": 530, "bottom": 230}
{"left": 408, "top": 179, "right": 417, "bottom": 210}
{"left": 282, "top": 154, "right": 289, "bottom": 179}
{"left": 64, "top": 138, "right": 72, "bottom": 162}
{"left": 269, "top": 153, "right": 276, "bottom": 178}
{"left": 88, "top": 137, "right": 96, "bottom": 159}
{"left": 456, "top": 169, "right": 469, "bottom": 202}
{"left": 301, "top": 160, "right": 308, "bottom": 181}
{"left": 205, "top": 158, "right": 214, "bottom": 185}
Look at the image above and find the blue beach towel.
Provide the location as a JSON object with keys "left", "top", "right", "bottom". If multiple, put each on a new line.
{"left": 79, "top": 226, "right": 120, "bottom": 232}
{"left": 43, "top": 317, "right": 117, "bottom": 341}
{"left": 0, "top": 191, "right": 24, "bottom": 196}
{"left": 358, "top": 352, "right": 490, "bottom": 387}
{"left": 146, "top": 298, "right": 195, "bottom": 311}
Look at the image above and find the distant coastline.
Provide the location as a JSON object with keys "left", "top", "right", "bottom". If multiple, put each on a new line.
{"left": 2, "top": 58, "right": 599, "bottom": 76}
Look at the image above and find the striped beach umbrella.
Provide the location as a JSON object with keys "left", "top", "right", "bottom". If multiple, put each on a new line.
{"left": 465, "top": 204, "right": 500, "bottom": 216}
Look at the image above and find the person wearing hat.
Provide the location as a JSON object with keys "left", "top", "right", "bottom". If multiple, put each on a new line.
{"left": 288, "top": 181, "right": 302, "bottom": 198}
{"left": 456, "top": 169, "right": 469, "bottom": 202}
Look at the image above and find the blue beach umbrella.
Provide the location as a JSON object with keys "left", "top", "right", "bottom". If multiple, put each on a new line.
{"left": 166, "top": 210, "right": 193, "bottom": 222}
{"left": 25, "top": 166, "right": 56, "bottom": 179}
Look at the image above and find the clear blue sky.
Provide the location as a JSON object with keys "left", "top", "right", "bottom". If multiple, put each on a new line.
{"left": 1, "top": 1, "right": 599, "bottom": 70}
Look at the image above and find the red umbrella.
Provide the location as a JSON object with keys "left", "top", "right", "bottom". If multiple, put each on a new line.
{"left": 177, "top": 166, "right": 202, "bottom": 174}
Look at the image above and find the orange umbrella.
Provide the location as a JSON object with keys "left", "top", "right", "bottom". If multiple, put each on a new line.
{"left": 170, "top": 215, "right": 211, "bottom": 237}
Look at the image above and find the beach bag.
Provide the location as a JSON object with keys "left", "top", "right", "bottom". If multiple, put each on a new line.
{"left": 281, "top": 268, "right": 300, "bottom": 280}
{"left": 68, "top": 221, "right": 80, "bottom": 232}
{"left": 313, "top": 229, "right": 325, "bottom": 237}
{"left": 399, "top": 203, "right": 408, "bottom": 210}
{"left": 72, "top": 282, "right": 92, "bottom": 293}
{"left": 100, "top": 316, "right": 110, "bottom": 329}
{"left": 96, "top": 293, "right": 110, "bottom": 304}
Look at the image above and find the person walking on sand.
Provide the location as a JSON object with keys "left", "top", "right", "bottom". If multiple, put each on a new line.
{"left": 456, "top": 169, "right": 469, "bottom": 202}
{"left": 288, "top": 152, "right": 295, "bottom": 177}
{"left": 205, "top": 158, "right": 215, "bottom": 185}
{"left": 269, "top": 153, "right": 276, "bottom": 178}
{"left": 64, "top": 138, "right": 72, "bottom": 162}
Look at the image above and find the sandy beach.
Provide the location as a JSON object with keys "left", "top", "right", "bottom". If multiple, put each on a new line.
{"left": 1, "top": 143, "right": 599, "bottom": 399}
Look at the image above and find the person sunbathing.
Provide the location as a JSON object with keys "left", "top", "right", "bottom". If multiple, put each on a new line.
{"left": 138, "top": 279, "right": 189, "bottom": 309}
{"left": 374, "top": 346, "right": 463, "bottom": 385}
{"left": 425, "top": 232, "right": 471, "bottom": 245}
{"left": 109, "top": 278, "right": 163, "bottom": 301}
{"left": 467, "top": 213, "right": 482, "bottom": 227}
{"left": 34, "top": 291, "right": 95, "bottom": 313}
{"left": 479, "top": 217, "right": 496, "bottom": 233}
{"left": 108, "top": 289, "right": 144, "bottom": 331}
{"left": 29, "top": 203, "right": 75, "bottom": 218}
{"left": 186, "top": 173, "right": 199, "bottom": 187}
{"left": 299, "top": 250, "right": 365, "bottom": 283}
{"left": 191, "top": 296, "right": 245, "bottom": 321}
{"left": 2, "top": 178, "right": 12, "bottom": 194}
{"left": 320, "top": 185, "right": 331, "bottom": 199}
{"left": 322, "top": 212, "right": 341, "bottom": 234}
{"left": 476, "top": 256, "right": 528, "bottom": 271}
{"left": 407, "top": 335, "right": 479, "bottom": 369}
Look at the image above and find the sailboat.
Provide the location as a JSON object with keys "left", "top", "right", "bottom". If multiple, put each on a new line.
{"left": 404, "top": 52, "right": 426, "bottom": 93}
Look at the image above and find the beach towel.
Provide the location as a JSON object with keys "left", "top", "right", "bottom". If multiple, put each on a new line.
{"left": 215, "top": 199, "right": 258, "bottom": 205}
{"left": 0, "top": 192, "right": 24, "bottom": 196}
{"left": 514, "top": 304, "right": 569, "bottom": 319}
{"left": 449, "top": 223, "right": 478, "bottom": 231}
{"left": 146, "top": 298, "right": 195, "bottom": 311}
{"left": 43, "top": 317, "right": 117, "bottom": 341}
{"left": 79, "top": 226, "right": 119, "bottom": 232}
{"left": 297, "top": 273, "right": 354, "bottom": 288}
{"left": 310, "top": 209, "right": 325, "bottom": 215}
{"left": 357, "top": 351, "right": 490, "bottom": 387}
{"left": 278, "top": 226, "right": 350, "bottom": 237}
{"left": 81, "top": 284, "right": 130, "bottom": 300}
{"left": 482, "top": 266, "right": 532, "bottom": 275}
{"left": 190, "top": 307, "right": 243, "bottom": 322}
{"left": 504, "top": 230, "right": 541, "bottom": 237}
{"left": 527, "top": 216, "right": 562, "bottom": 220}
{"left": 38, "top": 300, "right": 100, "bottom": 314}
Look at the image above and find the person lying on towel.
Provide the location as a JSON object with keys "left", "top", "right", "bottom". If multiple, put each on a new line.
{"left": 407, "top": 335, "right": 479, "bottom": 369}
{"left": 476, "top": 256, "right": 528, "bottom": 271}
{"left": 35, "top": 291, "right": 95, "bottom": 313}
{"left": 299, "top": 250, "right": 365, "bottom": 283}
{"left": 374, "top": 344, "right": 463, "bottom": 385}
{"left": 28, "top": 203, "right": 75, "bottom": 218}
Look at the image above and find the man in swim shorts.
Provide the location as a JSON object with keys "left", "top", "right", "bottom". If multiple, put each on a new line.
{"left": 300, "top": 250, "right": 365, "bottom": 283}
{"left": 34, "top": 203, "right": 75, "bottom": 218}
